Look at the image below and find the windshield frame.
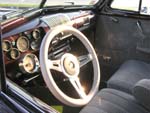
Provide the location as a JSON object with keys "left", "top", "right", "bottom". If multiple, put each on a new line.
{"left": 0, "top": 0, "right": 43, "bottom": 10}
{"left": 44, "top": 0, "right": 99, "bottom": 7}
{"left": 0, "top": 24, "right": 7, "bottom": 92}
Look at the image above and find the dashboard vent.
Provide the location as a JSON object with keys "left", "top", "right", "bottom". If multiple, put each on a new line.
{"left": 41, "top": 14, "right": 70, "bottom": 28}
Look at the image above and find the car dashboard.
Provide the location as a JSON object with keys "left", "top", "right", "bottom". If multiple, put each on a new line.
{"left": 2, "top": 10, "right": 95, "bottom": 89}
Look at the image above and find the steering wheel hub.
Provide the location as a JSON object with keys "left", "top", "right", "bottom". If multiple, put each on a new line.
{"left": 61, "top": 53, "right": 80, "bottom": 77}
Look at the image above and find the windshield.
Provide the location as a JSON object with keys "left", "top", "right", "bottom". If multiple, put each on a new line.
{"left": 45, "top": 0, "right": 99, "bottom": 6}
{"left": 0, "top": 0, "right": 99, "bottom": 10}
{"left": 0, "top": 0, "right": 42, "bottom": 21}
{"left": 0, "top": 0, "right": 42, "bottom": 9}
{"left": 0, "top": 0, "right": 98, "bottom": 21}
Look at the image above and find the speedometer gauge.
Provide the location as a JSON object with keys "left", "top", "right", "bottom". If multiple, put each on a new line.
{"left": 19, "top": 54, "right": 39, "bottom": 74}
{"left": 16, "top": 36, "right": 29, "bottom": 52}
{"left": 9, "top": 48, "right": 20, "bottom": 60}
{"left": 31, "top": 39, "right": 41, "bottom": 50}
{"left": 2, "top": 40, "right": 11, "bottom": 52}
{"left": 32, "top": 29, "right": 41, "bottom": 39}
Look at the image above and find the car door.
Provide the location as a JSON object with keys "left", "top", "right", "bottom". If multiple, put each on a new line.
{"left": 95, "top": 0, "right": 150, "bottom": 80}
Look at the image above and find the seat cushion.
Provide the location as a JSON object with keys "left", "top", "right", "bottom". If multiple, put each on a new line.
{"left": 133, "top": 79, "right": 150, "bottom": 110}
{"left": 80, "top": 88, "right": 149, "bottom": 113}
{"left": 107, "top": 60, "right": 150, "bottom": 94}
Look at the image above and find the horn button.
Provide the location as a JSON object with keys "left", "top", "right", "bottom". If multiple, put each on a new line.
{"left": 61, "top": 53, "right": 80, "bottom": 77}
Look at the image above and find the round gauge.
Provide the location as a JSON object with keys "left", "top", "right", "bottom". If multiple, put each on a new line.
{"left": 2, "top": 40, "right": 11, "bottom": 52}
{"left": 32, "top": 29, "right": 41, "bottom": 39}
{"left": 9, "top": 48, "right": 20, "bottom": 60}
{"left": 19, "top": 54, "right": 39, "bottom": 74}
{"left": 31, "top": 39, "right": 41, "bottom": 50}
{"left": 16, "top": 36, "right": 29, "bottom": 52}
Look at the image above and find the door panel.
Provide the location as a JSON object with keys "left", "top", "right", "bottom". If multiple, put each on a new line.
{"left": 95, "top": 14, "right": 150, "bottom": 80}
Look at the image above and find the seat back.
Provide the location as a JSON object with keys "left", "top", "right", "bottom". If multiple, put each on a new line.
{"left": 133, "top": 79, "right": 150, "bottom": 110}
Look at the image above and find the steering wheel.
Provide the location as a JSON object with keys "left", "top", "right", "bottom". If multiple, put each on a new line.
{"left": 40, "top": 26, "right": 100, "bottom": 107}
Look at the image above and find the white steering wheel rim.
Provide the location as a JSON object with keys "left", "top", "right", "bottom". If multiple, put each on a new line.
{"left": 40, "top": 26, "right": 100, "bottom": 107}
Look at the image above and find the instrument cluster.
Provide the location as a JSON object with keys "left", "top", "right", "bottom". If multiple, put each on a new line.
{"left": 2, "top": 27, "right": 45, "bottom": 61}
{"left": 2, "top": 27, "right": 46, "bottom": 75}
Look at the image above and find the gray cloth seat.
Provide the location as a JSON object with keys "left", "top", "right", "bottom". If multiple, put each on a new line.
{"left": 133, "top": 79, "right": 150, "bottom": 111}
{"left": 107, "top": 60, "right": 150, "bottom": 94}
{"left": 80, "top": 88, "right": 149, "bottom": 113}
{"left": 80, "top": 60, "right": 150, "bottom": 113}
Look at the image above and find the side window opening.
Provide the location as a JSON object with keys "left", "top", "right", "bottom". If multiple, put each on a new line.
{"left": 111, "top": 0, "right": 140, "bottom": 12}
{"left": 140, "top": 0, "right": 150, "bottom": 15}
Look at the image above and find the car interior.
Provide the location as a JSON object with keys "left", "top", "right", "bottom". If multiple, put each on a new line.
{"left": 1, "top": 0, "right": 150, "bottom": 113}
